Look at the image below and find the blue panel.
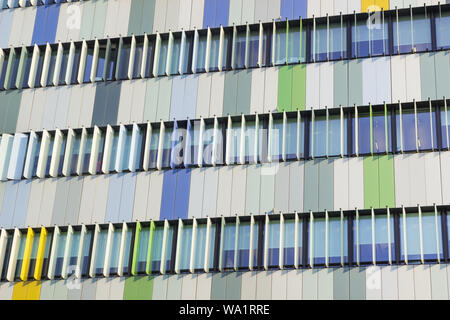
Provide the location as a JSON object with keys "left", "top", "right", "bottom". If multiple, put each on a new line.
{"left": 0, "top": 181, "right": 18, "bottom": 228}
{"left": 184, "top": 75, "right": 199, "bottom": 119}
{"left": 11, "top": 180, "right": 30, "bottom": 228}
{"left": 174, "top": 169, "right": 191, "bottom": 220}
{"left": 105, "top": 174, "right": 123, "bottom": 223}
{"left": 118, "top": 173, "right": 136, "bottom": 223}
{"left": 281, "top": 0, "right": 294, "bottom": 20}
{"left": 43, "top": 4, "right": 60, "bottom": 44}
{"left": 160, "top": 170, "right": 177, "bottom": 220}
{"left": 293, "top": 0, "right": 307, "bottom": 19}
{"left": 0, "top": 10, "right": 13, "bottom": 48}
{"left": 31, "top": 5, "right": 47, "bottom": 45}
{"left": 215, "top": 0, "right": 229, "bottom": 27}
{"left": 203, "top": 0, "right": 217, "bottom": 29}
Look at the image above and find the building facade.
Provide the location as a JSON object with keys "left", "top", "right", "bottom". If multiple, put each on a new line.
{"left": 0, "top": 0, "right": 450, "bottom": 300}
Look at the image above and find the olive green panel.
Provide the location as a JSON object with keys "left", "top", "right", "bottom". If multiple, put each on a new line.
{"left": 434, "top": 51, "right": 450, "bottom": 100}
{"left": 223, "top": 71, "right": 238, "bottom": 116}
{"left": 291, "top": 64, "right": 306, "bottom": 111}
{"left": 334, "top": 60, "right": 348, "bottom": 108}
{"left": 333, "top": 268, "right": 350, "bottom": 300}
{"left": 4, "top": 90, "right": 22, "bottom": 134}
{"left": 318, "top": 159, "right": 334, "bottom": 211}
{"left": 236, "top": 70, "right": 252, "bottom": 115}
{"left": 141, "top": 0, "right": 156, "bottom": 34}
{"left": 420, "top": 52, "right": 437, "bottom": 101}
{"left": 348, "top": 59, "right": 363, "bottom": 106}
{"left": 128, "top": 0, "right": 145, "bottom": 36}
{"left": 91, "top": 0, "right": 108, "bottom": 39}
{"left": 80, "top": 0, "right": 96, "bottom": 40}
{"left": 278, "top": 65, "right": 292, "bottom": 112}
{"left": 378, "top": 154, "right": 395, "bottom": 208}
{"left": 363, "top": 156, "right": 379, "bottom": 209}
{"left": 211, "top": 273, "right": 227, "bottom": 300}
{"left": 123, "top": 276, "right": 154, "bottom": 300}
{"left": 304, "top": 160, "right": 319, "bottom": 212}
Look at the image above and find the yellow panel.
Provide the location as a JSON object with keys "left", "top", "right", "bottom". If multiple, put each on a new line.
{"left": 34, "top": 227, "right": 48, "bottom": 281}
{"left": 26, "top": 281, "right": 42, "bottom": 300}
{"left": 375, "top": 0, "right": 389, "bottom": 10}
{"left": 12, "top": 282, "right": 28, "bottom": 300}
{"left": 361, "top": 0, "right": 374, "bottom": 12}
{"left": 20, "top": 228, "right": 35, "bottom": 281}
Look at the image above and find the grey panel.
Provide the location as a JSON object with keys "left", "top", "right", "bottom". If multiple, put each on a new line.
{"left": 52, "top": 280, "right": 69, "bottom": 300}
{"left": 226, "top": 272, "right": 242, "bottom": 300}
{"left": 271, "top": 270, "right": 287, "bottom": 300}
{"left": 317, "top": 268, "right": 334, "bottom": 300}
{"left": 11, "top": 180, "right": 31, "bottom": 228}
{"left": 302, "top": 269, "right": 318, "bottom": 300}
{"left": 81, "top": 278, "right": 98, "bottom": 300}
{"left": 108, "top": 277, "right": 126, "bottom": 300}
{"left": 52, "top": 178, "right": 70, "bottom": 226}
{"left": 211, "top": 273, "right": 227, "bottom": 300}
{"left": 286, "top": 270, "right": 302, "bottom": 300}
{"left": 196, "top": 273, "right": 213, "bottom": 300}
{"left": 274, "top": 163, "right": 289, "bottom": 214}
{"left": 118, "top": 173, "right": 136, "bottom": 223}
{"left": 54, "top": 86, "right": 71, "bottom": 130}
{"left": 318, "top": 159, "right": 334, "bottom": 211}
{"left": 92, "top": 175, "right": 109, "bottom": 224}
{"left": 91, "top": 82, "right": 108, "bottom": 126}
{"left": 430, "top": 264, "right": 448, "bottom": 300}
{"left": 236, "top": 70, "right": 251, "bottom": 115}
{"left": 256, "top": 271, "right": 272, "bottom": 300}
{"left": 95, "top": 278, "right": 110, "bottom": 300}
{"left": 39, "top": 281, "right": 55, "bottom": 301}
{"left": 181, "top": 274, "right": 197, "bottom": 300}
{"left": 104, "top": 81, "right": 122, "bottom": 125}
{"left": 143, "top": 78, "right": 159, "bottom": 122}
{"left": 222, "top": 71, "right": 238, "bottom": 116}
{"left": 38, "top": 178, "right": 58, "bottom": 227}
{"left": 349, "top": 267, "right": 366, "bottom": 300}
{"left": 64, "top": 177, "right": 84, "bottom": 225}
{"left": 132, "top": 172, "right": 151, "bottom": 222}
{"left": 333, "top": 267, "right": 350, "bottom": 300}
{"left": 152, "top": 274, "right": 169, "bottom": 300}
{"left": 304, "top": 160, "right": 319, "bottom": 212}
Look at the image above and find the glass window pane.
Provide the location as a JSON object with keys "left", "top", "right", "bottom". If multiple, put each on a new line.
{"left": 94, "top": 229, "right": 108, "bottom": 275}
{"left": 328, "top": 114, "right": 341, "bottom": 156}
{"left": 329, "top": 22, "right": 347, "bottom": 60}
{"left": 136, "top": 227, "right": 150, "bottom": 273}
{"left": 118, "top": 40, "right": 131, "bottom": 80}
{"left": 422, "top": 212, "right": 443, "bottom": 261}
{"left": 193, "top": 224, "right": 207, "bottom": 270}
{"left": 417, "top": 108, "right": 435, "bottom": 151}
{"left": 222, "top": 223, "right": 236, "bottom": 269}
{"left": 267, "top": 220, "right": 280, "bottom": 267}
{"left": 314, "top": 23, "right": 327, "bottom": 61}
{"left": 274, "top": 26, "right": 287, "bottom": 65}
{"left": 401, "top": 109, "right": 416, "bottom": 152}
{"left": 359, "top": 113, "right": 371, "bottom": 154}
{"left": 373, "top": 111, "right": 392, "bottom": 153}
{"left": 244, "top": 121, "right": 256, "bottom": 163}
{"left": 271, "top": 119, "right": 283, "bottom": 161}
{"left": 286, "top": 118, "right": 298, "bottom": 160}
{"left": 313, "top": 218, "right": 325, "bottom": 265}
{"left": 229, "top": 122, "right": 241, "bottom": 164}
{"left": 234, "top": 28, "right": 246, "bottom": 69}
{"left": 151, "top": 226, "right": 164, "bottom": 272}
{"left": 109, "top": 228, "right": 122, "bottom": 275}
{"left": 329, "top": 216, "right": 348, "bottom": 265}
{"left": 248, "top": 29, "right": 259, "bottom": 68}
{"left": 54, "top": 232, "right": 67, "bottom": 278}
{"left": 178, "top": 225, "right": 192, "bottom": 271}
{"left": 400, "top": 212, "right": 421, "bottom": 262}
{"left": 413, "top": 14, "right": 431, "bottom": 52}
{"left": 312, "top": 116, "right": 326, "bottom": 157}
{"left": 237, "top": 222, "right": 251, "bottom": 269}
{"left": 14, "top": 235, "right": 27, "bottom": 279}
{"left": 196, "top": 33, "right": 207, "bottom": 73}
{"left": 283, "top": 219, "right": 295, "bottom": 266}
{"left": 374, "top": 214, "right": 394, "bottom": 263}
{"left": 437, "top": 11, "right": 450, "bottom": 49}
{"left": 394, "top": 15, "right": 412, "bottom": 54}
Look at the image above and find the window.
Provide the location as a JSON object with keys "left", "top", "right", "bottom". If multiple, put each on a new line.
{"left": 105, "top": 40, "right": 119, "bottom": 81}
{"left": 178, "top": 223, "right": 193, "bottom": 271}
{"left": 136, "top": 226, "right": 150, "bottom": 274}
{"left": 208, "top": 30, "right": 222, "bottom": 72}
{"left": 274, "top": 24, "right": 287, "bottom": 65}
{"left": 54, "top": 231, "right": 67, "bottom": 278}
{"left": 80, "top": 230, "right": 93, "bottom": 276}
{"left": 314, "top": 21, "right": 327, "bottom": 61}
{"left": 236, "top": 221, "right": 251, "bottom": 269}
{"left": 192, "top": 222, "right": 216, "bottom": 270}
{"left": 311, "top": 115, "right": 326, "bottom": 157}
{"left": 400, "top": 211, "right": 421, "bottom": 262}
{"left": 167, "top": 34, "right": 181, "bottom": 76}
{"left": 117, "top": 38, "right": 131, "bottom": 80}
{"left": 1, "top": 232, "right": 12, "bottom": 281}
{"left": 94, "top": 41, "right": 108, "bottom": 81}
{"left": 195, "top": 31, "right": 207, "bottom": 73}
{"left": 267, "top": 219, "right": 280, "bottom": 267}
{"left": 161, "top": 127, "right": 173, "bottom": 168}
{"left": 180, "top": 32, "right": 194, "bottom": 74}
{"left": 201, "top": 122, "right": 215, "bottom": 166}
{"left": 311, "top": 217, "right": 326, "bottom": 266}
{"left": 70, "top": 133, "right": 81, "bottom": 175}
{"left": 82, "top": 133, "right": 93, "bottom": 174}
{"left": 437, "top": 11, "right": 450, "bottom": 49}
{"left": 356, "top": 214, "right": 373, "bottom": 265}
{"left": 150, "top": 224, "right": 174, "bottom": 272}
{"left": 287, "top": 20, "right": 306, "bottom": 63}
{"left": 233, "top": 26, "right": 246, "bottom": 69}
{"left": 58, "top": 44, "right": 70, "bottom": 85}
{"left": 329, "top": 21, "right": 347, "bottom": 60}
{"left": 441, "top": 107, "right": 450, "bottom": 149}
{"left": 109, "top": 130, "right": 119, "bottom": 172}
{"left": 359, "top": 112, "right": 371, "bottom": 154}
{"left": 221, "top": 221, "right": 236, "bottom": 270}
{"left": 397, "top": 108, "right": 415, "bottom": 152}
{"left": 412, "top": 12, "right": 432, "bottom": 52}
{"left": 228, "top": 121, "right": 241, "bottom": 164}
{"left": 247, "top": 27, "right": 259, "bottom": 68}
{"left": 374, "top": 213, "right": 394, "bottom": 263}
{"left": 69, "top": 43, "right": 82, "bottom": 84}
{"left": 416, "top": 107, "right": 435, "bottom": 151}
{"left": 329, "top": 215, "right": 347, "bottom": 265}
{"left": 244, "top": 120, "right": 256, "bottom": 163}
{"left": 93, "top": 228, "right": 108, "bottom": 275}
{"left": 67, "top": 230, "right": 81, "bottom": 277}
{"left": 271, "top": 118, "right": 283, "bottom": 161}
{"left": 146, "top": 128, "right": 160, "bottom": 170}
{"left": 328, "top": 114, "right": 341, "bottom": 157}
{"left": 373, "top": 110, "right": 392, "bottom": 153}
{"left": 422, "top": 211, "right": 443, "bottom": 261}
{"left": 286, "top": 117, "right": 298, "bottom": 160}
{"left": 83, "top": 42, "right": 94, "bottom": 83}
{"left": 353, "top": 15, "right": 388, "bottom": 58}
{"left": 44, "top": 46, "right": 58, "bottom": 86}
{"left": 14, "top": 233, "right": 27, "bottom": 279}
{"left": 108, "top": 227, "right": 123, "bottom": 275}
{"left": 132, "top": 37, "right": 145, "bottom": 79}
{"left": 283, "top": 219, "right": 296, "bottom": 266}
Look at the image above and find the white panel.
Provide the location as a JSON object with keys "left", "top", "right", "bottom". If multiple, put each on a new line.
{"left": 153, "top": 0, "right": 167, "bottom": 33}
{"left": 398, "top": 265, "right": 415, "bottom": 300}
{"left": 78, "top": 176, "right": 96, "bottom": 224}
{"left": 250, "top": 68, "right": 265, "bottom": 114}
{"left": 319, "top": 62, "right": 333, "bottom": 109}
{"left": 103, "top": 0, "right": 120, "bottom": 38}
{"left": 230, "top": 165, "right": 246, "bottom": 216}
{"left": 216, "top": 166, "right": 233, "bottom": 217}
{"left": 414, "top": 265, "right": 432, "bottom": 300}
{"left": 307, "top": 0, "right": 321, "bottom": 17}
{"left": 440, "top": 152, "right": 450, "bottom": 205}
{"left": 8, "top": 8, "right": 24, "bottom": 47}
{"left": 264, "top": 68, "right": 278, "bottom": 113}
{"left": 286, "top": 270, "right": 302, "bottom": 300}
{"left": 394, "top": 154, "right": 410, "bottom": 207}
{"left": 66, "top": 85, "right": 82, "bottom": 129}
{"left": 381, "top": 266, "right": 398, "bottom": 300}
{"left": 317, "top": 268, "right": 333, "bottom": 300}
{"left": 430, "top": 264, "right": 448, "bottom": 300}
{"left": 209, "top": 72, "right": 225, "bottom": 117}
{"left": 362, "top": 58, "right": 377, "bottom": 105}
{"left": 289, "top": 161, "right": 304, "bottom": 213}
{"left": 271, "top": 270, "right": 287, "bottom": 300}
{"left": 302, "top": 269, "right": 318, "bottom": 300}
{"left": 66, "top": 3, "right": 83, "bottom": 42}
{"left": 333, "top": 0, "right": 348, "bottom": 15}
{"left": 146, "top": 171, "right": 164, "bottom": 221}
{"left": 256, "top": 271, "right": 272, "bottom": 300}
{"left": 132, "top": 173, "right": 150, "bottom": 222}
{"left": 409, "top": 154, "right": 426, "bottom": 207}
{"left": 366, "top": 266, "right": 382, "bottom": 300}
{"left": 348, "top": 157, "right": 364, "bottom": 209}
{"left": 274, "top": 163, "right": 289, "bottom": 214}
{"left": 334, "top": 158, "right": 349, "bottom": 210}
{"left": 195, "top": 273, "right": 212, "bottom": 300}
{"left": 347, "top": 0, "right": 361, "bottom": 13}
{"left": 178, "top": 0, "right": 192, "bottom": 30}
{"left": 320, "top": 0, "right": 334, "bottom": 16}
{"left": 188, "top": 168, "right": 205, "bottom": 219}
{"left": 375, "top": 57, "right": 391, "bottom": 104}
{"left": 405, "top": 54, "right": 422, "bottom": 102}
{"left": 28, "top": 88, "right": 46, "bottom": 131}
{"left": 20, "top": 6, "right": 36, "bottom": 46}
{"left": 202, "top": 167, "right": 219, "bottom": 218}
{"left": 306, "top": 63, "right": 319, "bottom": 110}
{"left": 181, "top": 274, "right": 197, "bottom": 300}
{"left": 130, "top": 80, "right": 146, "bottom": 123}
{"left": 424, "top": 152, "right": 442, "bottom": 205}
{"left": 78, "top": 84, "right": 96, "bottom": 128}
{"left": 196, "top": 73, "right": 211, "bottom": 118}
{"left": 189, "top": 0, "right": 204, "bottom": 30}
{"left": 390, "top": 55, "right": 407, "bottom": 103}
{"left": 116, "top": 0, "right": 131, "bottom": 36}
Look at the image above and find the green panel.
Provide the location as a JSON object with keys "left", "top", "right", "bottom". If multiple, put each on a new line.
{"left": 4, "top": 90, "right": 22, "bottom": 134}
{"left": 131, "top": 222, "right": 142, "bottom": 276}
{"left": 145, "top": 221, "right": 155, "bottom": 274}
{"left": 420, "top": 52, "right": 437, "bottom": 101}
{"left": 363, "top": 156, "right": 379, "bottom": 209}
{"left": 211, "top": 273, "right": 227, "bottom": 300}
{"left": 91, "top": 0, "right": 108, "bottom": 39}
{"left": 128, "top": 0, "right": 145, "bottom": 36}
{"left": 225, "top": 272, "right": 242, "bottom": 300}
{"left": 278, "top": 65, "right": 292, "bottom": 112}
{"left": 333, "top": 60, "right": 348, "bottom": 108}
{"left": 236, "top": 70, "right": 252, "bottom": 115}
{"left": 304, "top": 160, "right": 319, "bottom": 212}
{"left": 291, "top": 64, "right": 306, "bottom": 111}
{"left": 141, "top": 0, "right": 156, "bottom": 34}
{"left": 434, "top": 51, "right": 450, "bottom": 99}
{"left": 123, "top": 276, "right": 154, "bottom": 300}
{"left": 333, "top": 268, "right": 350, "bottom": 300}
{"left": 350, "top": 268, "right": 366, "bottom": 300}
{"left": 348, "top": 59, "right": 363, "bottom": 106}
{"left": 378, "top": 154, "right": 395, "bottom": 208}
{"left": 222, "top": 71, "right": 238, "bottom": 116}
{"left": 80, "top": 0, "right": 96, "bottom": 40}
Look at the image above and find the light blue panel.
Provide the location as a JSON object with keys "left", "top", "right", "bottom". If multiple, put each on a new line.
{"left": 293, "top": 0, "right": 307, "bottom": 18}
{"left": 11, "top": 180, "right": 30, "bottom": 228}
{"left": 31, "top": 5, "right": 47, "bottom": 45}
{"left": 203, "top": 0, "right": 216, "bottom": 28}
{"left": 281, "top": 0, "right": 294, "bottom": 19}
{"left": 215, "top": 0, "right": 229, "bottom": 27}
{"left": 0, "top": 10, "right": 13, "bottom": 48}
{"left": 0, "top": 181, "right": 18, "bottom": 228}
{"left": 118, "top": 173, "right": 136, "bottom": 223}
{"left": 169, "top": 77, "right": 185, "bottom": 121}
{"left": 7, "top": 133, "right": 28, "bottom": 181}
{"left": 105, "top": 173, "right": 124, "bottom": 223}
{"left": 183, "top": 75, "right": 198, "bottom": 120}
{"left": 174, "top": 169, "right": 191, "bottom": 220}
{"left": 43, "top": 4, "right": 60, "bottom": 44}
{"left": 160, "top": 170, "right": 177, "bottom": 220}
